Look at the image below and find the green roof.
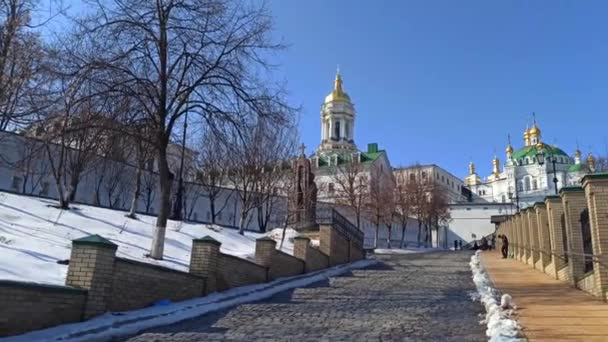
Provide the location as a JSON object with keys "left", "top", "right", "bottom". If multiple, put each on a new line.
{"left": 512, "top": 143, "right": 569, "bottom": 160}
{"left": 568, "top": 163, "right": 588, "bottom": 173}
{"left": 315, "top": 149, "right": 386, "bottom": 168}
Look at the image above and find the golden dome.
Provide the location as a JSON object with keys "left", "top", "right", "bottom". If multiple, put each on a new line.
{"left": 575, "top": 148, "right": 581, "bottom": 158}
{"left": 506, "top": 144, "right": 513, "bottom": 154}
{"left": 324, "top": 71, "right": 351, "bottom": 104}
{"left": 468, "top": 161, "right": 476, "bottom": 175}
{"left": 587, "top": 153, "right": 596, "bottom": 163}
{"left": 529, "top": 123, "right": 541, "bottom": 137}
{"left": 523, "top": 126, "right": 530, "bottom": 138}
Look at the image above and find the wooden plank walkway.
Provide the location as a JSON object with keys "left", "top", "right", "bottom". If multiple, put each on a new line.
{"left": 481, "top": 251, "right": 608, "bottom": 341}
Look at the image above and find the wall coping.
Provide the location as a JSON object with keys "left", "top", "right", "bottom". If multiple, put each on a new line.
{"left": 582, "top": 172, "right": 608, "bottom": 182}
{"left": 115, "top": 257, "right": 206, "bottom": 280}
{"left": 293, "top": 236, "right": 310, "bottom": 241}
{"left": 0, "top": 279, "right": 88, "bottom": 295}
{"left": 256, "top": 236, "right": 277, "bottom": 243}
{"left": 533, "top": 202, "right": 546, "bottom": 209}
{"left": 72, "top": 234, "right": 118, "bottom": 250}
{"left": 559, "top": 186, "right": 584, "bottom": 195}
{"left": 193, "top": 236, "right": 222, "bottom": 246}
{"left": 544, "top": 195, "right": 561, "bottom": 202}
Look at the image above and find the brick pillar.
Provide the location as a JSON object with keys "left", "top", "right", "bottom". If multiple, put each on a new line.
{"left": 517, "top": 213, "right": 525, "bottom": 261}
{"left": 66, "top": 234, "right": 117, "bottom": 319}
{"left": 294, "top": 236, "right": 310, "bottom": 261}
{"left": 255, "top": 237, "right": 277, "bottom": 268}
{"left": 527, "top": 208, "right": 541, "bottom": 269}
{"left": 546, "top": 195, "right": 567, "bottom": 280}
{"left": 560, "top": 187, "right": 587, "bottom": 286}
{"left": 583, "top": 174, "right": 608, "bottom": 300}
{"left": 535, "top": 202, "right": 551, "bottom": 273}
{"left": 190, "top": 236, "right": 221, "bottom": 294}
{"left": 521, "top": 209, "right": 532, "bottom": 265}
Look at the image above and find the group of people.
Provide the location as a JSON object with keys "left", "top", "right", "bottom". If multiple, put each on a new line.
{"left": 469, "top": 234, "right": 510, "bottom": 259}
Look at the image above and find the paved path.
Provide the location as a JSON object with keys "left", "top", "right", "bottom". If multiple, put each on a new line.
{"left": 125, "top": 252, "right": 485, "bottom": 342}
{"left": 482, "top": 251, "right": 608, "bottom": 341}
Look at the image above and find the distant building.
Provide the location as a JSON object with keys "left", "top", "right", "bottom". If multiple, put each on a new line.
{"left": 464, "top": 120, "right": 597, "bottom": 209}
{"left": 393, "top": 164, "right": 467, "bottom": 203}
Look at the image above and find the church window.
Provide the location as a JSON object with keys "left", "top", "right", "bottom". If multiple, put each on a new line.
{"left": 518, "top": 181, "right": 524, "bottom": 192}
{"left": 328, "top": 183, "right": 335, "bottom": 194}
{"left": 525, "top": 157, "right": 529, "bottom": 165}
{"left": 410, "top": 174, "right": 416, "bottom": 181}
{"left": 436, "top": 173, "right": 439, "bottom": 179}
{"left": 532, "top": 179, "right": 538, "bottom": 190}
{"left": 422, "top": 171, "right": 427, "bottom": 178}
{"left": 532, "top": 157, "right": 536, "bottom": 163}
{"left": 501, "top": 195, "right": 506, "bottom": 203}
{"left": 334, "top": 121, "right": 341, "bottom": 139}
{"left": 344, "top": 122, "right": 349, "bottom": 139}
{"left": 524, "top": 177, "right": 531, "bottom": 191}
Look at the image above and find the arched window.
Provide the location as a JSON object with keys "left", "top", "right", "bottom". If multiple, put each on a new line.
{"left": 517, "top": 181, "right": 524, "bottom": 192}
{"left": 532, "top": 157, "right": 536, "bottom": 163}
{"left": 580, "top": 209, "right": 594, "bottom": 273}
{"left": 560, "top": 213, "right": 569, "bottom": 263}
{"left": 334, "top": 121, "right": 341, "bottom": 140}
{"left": 532, "top": 179, "right": 538, "bottom": 190}
{"left": 524, "top": 177, "right": 531, "bottom": 191}
{"left": 525, "top": 157, "right": 529, "bottom": 165}
{"left": 344, "top": 121, "right": 349, "bottom": 139}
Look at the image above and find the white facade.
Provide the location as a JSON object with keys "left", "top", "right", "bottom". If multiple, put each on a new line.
{"left": 393, "top": 164, "right": 466, "bottom": 203}
{"left": 465, "top": 122, "right": 596, "bottom": 209}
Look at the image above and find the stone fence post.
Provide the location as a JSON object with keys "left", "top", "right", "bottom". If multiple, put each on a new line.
{"left": 583, "top": 174, "right": 608, "bottom": 300}
{"left": 293, "top": 236, "right": 310, "bottom": 261}
{"left": 560, "top": 187, "right": 588, "bottom": 286}
{"left": 255, "top": 237, "right": 277, "bottom": 266}
{"left": 190, "top": 236, "right": 221, "bottom": 294}
{"left": 65, "top": 234, "right": 117, "bottom": 319}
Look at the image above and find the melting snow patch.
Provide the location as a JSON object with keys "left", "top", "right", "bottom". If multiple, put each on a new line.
{"left": 469, "top": 251, "right": 524, "bottom": 342}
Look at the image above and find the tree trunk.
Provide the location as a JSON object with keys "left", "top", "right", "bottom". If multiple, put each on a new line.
{"left": 150, "top": 145, "right": 172, "bottom": 260}
{"left": 238, "top": 211, "right": 247, "bottom": 235}
{"left": 210, "top": 196, "right": 216, "bottom": 224}
{"left": 374, "top": 224, "right": 379, "bottom": 249}
{"left": 127, "top": 160, "right": 143, "bottom": 219}
{"left": 68, "top": 171, "right": 80, "bottom": 202}
{"left": 400, "top": 221, "right": 407, "bottom": 248}
{"left": 417, "top": 221, "right": 422, "bottom": 247}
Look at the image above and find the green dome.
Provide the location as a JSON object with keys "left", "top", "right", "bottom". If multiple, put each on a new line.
{"left": 511, "top": 143, "right": 569, "bottom": 160}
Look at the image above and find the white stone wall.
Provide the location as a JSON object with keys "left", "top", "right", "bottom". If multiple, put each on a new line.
{"left": 447, "top": 203, "right": 514, "bottom": 245}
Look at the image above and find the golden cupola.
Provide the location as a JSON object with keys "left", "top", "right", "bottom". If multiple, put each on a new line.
{"left": 465, "top": 161, "right": 481, "bottom": 186}
{"left": 492, "top": 155, "right": 500, "bottom": 177}
{"left": 574, "top": 148, "right": 582, "bottom": 165}
{"left": 506, "top": 135, "right": 513, "bottom": 159}
{"left": 324, "top": 71, "right": 351, "bottom": 104}
{"left": 587, "top": 153, "right": 596, "bottom": 172}
{"left": 523, "top": 126, "right": 531, "bottom": 147}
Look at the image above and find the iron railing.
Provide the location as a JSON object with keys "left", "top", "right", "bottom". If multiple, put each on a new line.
{"left": 316, "top": 207, "right": 364, "bottom": 247}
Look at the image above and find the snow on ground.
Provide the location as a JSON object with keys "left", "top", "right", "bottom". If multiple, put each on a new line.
{"left": 374, "top": 247, "right": 444, "bottom": 254}
{"left": 469, "top": 250, "right": 523, "bottom": 342}
{"left": 4, "top": 259, "right": 377, "bottom": 342}
{"left": 0, "top": 191, "right": 293, "bottom": 285}
{"left": 265, "top": 227, "right": 299, "bottom": 255}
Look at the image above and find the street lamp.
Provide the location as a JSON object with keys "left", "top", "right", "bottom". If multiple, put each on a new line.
{"left": 536, "top": 149, "right": 559, "bottom": 195}
{"left": 171, "top": 95, "right": 189, "bottom": 221}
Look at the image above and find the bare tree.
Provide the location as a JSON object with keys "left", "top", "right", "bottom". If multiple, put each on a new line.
{"left": 330, "top": 159, "right": 368, "bottom": 231}
{"left": 196, "top": 130, "right": 231, "bottom": 224}
{"left": 394, "top": 171, "right": 416, "bottom": 248}
{"left": 0, "top": 0, "right": 49, "bottom": 132}
{"left": 127, "top": 121, "right": 155, "bottom": 218}
{"left": 73, "top": 0, "right": 294, "bottom": 259}
{"left": 366, "top": 164, "right": 393, "bottom": 249}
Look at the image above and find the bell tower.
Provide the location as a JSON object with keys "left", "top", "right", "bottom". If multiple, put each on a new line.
{"left": 317, "top": 69, "right": 357, "bottom": 154}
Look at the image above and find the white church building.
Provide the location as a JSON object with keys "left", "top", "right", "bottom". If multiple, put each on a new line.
{"left": 464, "top": 120, "right": 597, "bottom": 209}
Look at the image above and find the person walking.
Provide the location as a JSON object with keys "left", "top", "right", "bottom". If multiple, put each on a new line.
{"left": 500, "top": 235, "right": 509, "bottom": 259}
{"left": 491, "top": 234, "right": 497, "bottom": 251}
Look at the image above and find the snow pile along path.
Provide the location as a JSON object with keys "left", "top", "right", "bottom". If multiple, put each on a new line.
{"left": 469, "top": 251, "right": 523, "bottom": 342}
{"left": 4, "top": 259, "right": 377, "bottom": 342}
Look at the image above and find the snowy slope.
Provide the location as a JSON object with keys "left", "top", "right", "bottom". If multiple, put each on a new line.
{"left": 0, "top": 191, "right": 294, "bottom": 285}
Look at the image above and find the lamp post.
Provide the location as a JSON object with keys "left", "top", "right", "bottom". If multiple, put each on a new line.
{"left": 536, "top": 149, "right": 559, "bottom": 195}
{"left": 171, "top": 107, "right": 188, "bottom": 221}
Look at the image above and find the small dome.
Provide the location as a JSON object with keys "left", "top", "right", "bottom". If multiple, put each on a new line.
{"left": 506, "top": 144, "right": 513, "bottom": 154}
{"left": 587, "top": 153, "right": 596, "bottom": 163}
{"left": 529, "top": 122, "right": 541, "bottom": 137}
{"left": 324, "top": 72, "right": 351, "bottom": 104}
{"left": 575, "top": 148, "right": 581, "bottom": 158}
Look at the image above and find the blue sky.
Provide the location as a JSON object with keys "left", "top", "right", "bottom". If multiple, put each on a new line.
{"left": 268, "top": 0, "right": 608, "bottom": 178}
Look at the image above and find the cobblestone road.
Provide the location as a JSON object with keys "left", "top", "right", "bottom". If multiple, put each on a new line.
{"left": 125, "top": 251, "right": 485, "bottom": 341}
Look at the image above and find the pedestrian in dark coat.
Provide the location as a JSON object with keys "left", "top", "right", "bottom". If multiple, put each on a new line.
{"left": 500, "top": 235, "right": 509, "bottom": 258}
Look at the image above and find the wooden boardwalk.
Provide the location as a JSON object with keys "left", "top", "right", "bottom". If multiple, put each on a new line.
{"left": 482, "top": 252, "right": 608, "bottom": 341}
